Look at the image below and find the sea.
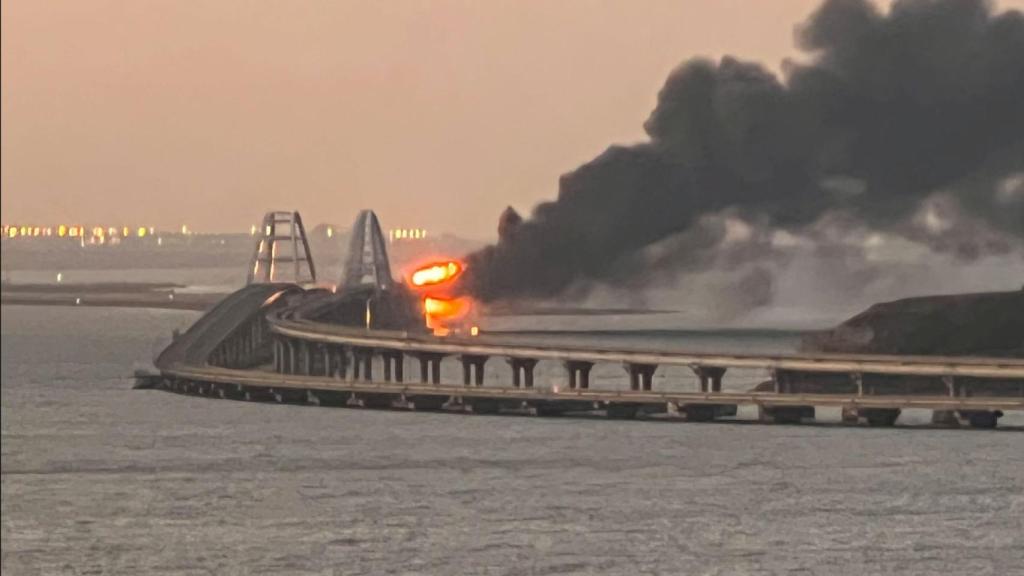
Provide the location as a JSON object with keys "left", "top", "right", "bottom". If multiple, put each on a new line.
{"left": 3, "top": 299, "right": 1024, "bottom": 574}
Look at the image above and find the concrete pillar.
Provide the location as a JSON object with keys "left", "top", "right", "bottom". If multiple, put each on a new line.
{"left": 415, "top": 353, "right": 444, "bottom": 384}
{"left": 376, "top": 351, "right": 404, "bottom": 382}
{"left": 942, "top": 375, "right": 956, "bottom": 398}
{"left": 287, "top": 341, "right": 296, "bottom": 375}
{"left": 851, "top": 373, "right": 863, "bottom": 396}
{"left": 394, "top": 353, "right": 404, "bottom": 382}
{"left": 350, "top": 348, "right": 372, "bottom": 380}
{"left": 508, "top": 358, "right": 538, "bottom": 388}
{"left": 364, "top": 350, "right": 374, "bottom": 381}
{"left": 460, "top": 355, "right": 488, "bottom": 386}
{"left": 692, "top": 366, "right": 726, "bottom": 393}
{"left": 302, "top": 341, "right": 312, "bottom": 376}
{"left": 625, "top": 363, "right": 658, "bottom": 391}
{"left": 336, "top": 346, "right": 349, "bottom": 380}
{"left": 566, "top": 361, "right": 594, "bottom": 390}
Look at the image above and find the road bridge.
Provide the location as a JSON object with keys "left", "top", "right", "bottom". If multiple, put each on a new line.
{"left": 140, "top": 209, "right": 1024, "bottom": 429}
{"left": 144, "top": 283, "right": 1024, "bottom": 429}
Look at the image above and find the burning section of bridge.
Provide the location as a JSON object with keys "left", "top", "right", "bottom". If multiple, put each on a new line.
{"left": 408, "top": 259, "right": 476, "bottom": 336}
{"left": 411, "top": 261, "right": 463, "bottom": 288}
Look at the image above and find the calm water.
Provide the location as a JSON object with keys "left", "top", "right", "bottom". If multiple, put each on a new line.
{"left": 2, "top": 305, "right": 1023, "bottom": 575}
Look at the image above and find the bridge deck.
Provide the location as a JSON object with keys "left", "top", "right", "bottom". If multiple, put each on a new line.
{"left": 159, "top": 364, "right": 1024, "bottom": 412}
{"left": 141, "top": 285, "right": 1024, "bottom": 427}
{"left": 270, "top": 319, "right": 1024, "bottom": 379}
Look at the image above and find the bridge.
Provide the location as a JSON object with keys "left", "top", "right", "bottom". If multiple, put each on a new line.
{"left": 141, "top": 209, "right": 1024, "bottom": 429}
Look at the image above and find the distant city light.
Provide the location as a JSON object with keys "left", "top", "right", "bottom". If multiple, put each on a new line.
{"left": 388, "top": 228, "right": 428, "bottom": 243}
{"left": 137, "top": 227, "right": 148, "bottom": 237}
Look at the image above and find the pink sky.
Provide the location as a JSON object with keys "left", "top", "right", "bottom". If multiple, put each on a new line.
{"left": 3, "top": 0, "right": 1022, "bottom": 237}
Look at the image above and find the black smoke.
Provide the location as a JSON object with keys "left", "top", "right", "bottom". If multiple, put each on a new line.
{"left": 465, "top": 0, "right": 1024, "bottom": 303}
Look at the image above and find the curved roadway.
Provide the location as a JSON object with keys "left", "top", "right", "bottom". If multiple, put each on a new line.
{"left": 155, "top": 283, "right": 298, "bottom": 370}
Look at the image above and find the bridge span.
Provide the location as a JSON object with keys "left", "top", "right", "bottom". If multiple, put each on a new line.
{"left": 144, "top": 285, "right": 1024, "bottom": 429}
{"left": 139, "top": 209, "right": 1024, "bottom": 429}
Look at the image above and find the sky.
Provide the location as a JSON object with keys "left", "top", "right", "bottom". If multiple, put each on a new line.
{"left": 3, "top": 0, "right": 1022, "bottom": 238}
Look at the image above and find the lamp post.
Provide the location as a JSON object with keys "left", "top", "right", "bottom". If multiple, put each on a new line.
{"left": 365, "top": 295, "right": 374, "bottom": 330}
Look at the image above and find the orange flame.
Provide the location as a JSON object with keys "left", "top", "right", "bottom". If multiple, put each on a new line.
{"left": 423, "top": 296, "right": 470, "bottom": 319}
{"left": 411, "top": 261, "right": 463, "bottom": 287}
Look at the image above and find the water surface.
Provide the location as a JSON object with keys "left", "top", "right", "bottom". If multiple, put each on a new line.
{"left": 2, "top": 306, "right": 1022, "bottom": 575}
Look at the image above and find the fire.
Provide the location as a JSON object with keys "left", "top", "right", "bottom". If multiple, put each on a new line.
{"left": 409, "top": 258, "right": 474, "bottom": 335}
{"left": 411, "top": 261, "right": 463, "bottom": 287}
{"left": 423, "top": 296, "right": 470, "bottom": 319}
{"left": 423, "top": 296, "right": 472, "bottom": 335}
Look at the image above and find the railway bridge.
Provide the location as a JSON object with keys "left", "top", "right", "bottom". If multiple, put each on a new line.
{"left": 149, "top": 282, "right": 1024, "bottom": 429}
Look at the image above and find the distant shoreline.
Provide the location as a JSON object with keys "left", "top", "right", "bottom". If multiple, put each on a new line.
{"left": 1, "top": 282, "right": 223, "bottom": 311}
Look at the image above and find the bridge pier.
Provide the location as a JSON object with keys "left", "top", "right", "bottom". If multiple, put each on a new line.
{"left": 351, "top": 347, "right": 374, "bottom": 381}
{"left": 759, "top": 405, "right": 815, "bottom": 424}
{"left": 624, "top": 363, "right": 657, "bottom": 391}
{"left": 272, "top": 387, "right": 308, "bottom": 404}
{"left": 565, "top": 361, "right": 594, "bottom": 390}
{"left": 314, "top": 343, "right": 329, "bottom": 376}
{"left": 415, "top": 353, "right": 445, "bottom": 384}
{"left": 460, "top": 355, "right": 488, "bottom": 386}
{"left": 306, "top": 343, "right": 322, "bottom": 376}
{"left": 932, "top": 409, "right": 1004, "bottom": 428}
{"left": 219, "top": 382, "right": 246, "bottom": 400}
{"left": 679, "top": 366, "right": 734, "bottom": 421}
{"left": 381, "top": 351, "right": 404, "bottom": 382}
{"left": 508, "top": 358, "right": 538, "bottom": 388}
{"left": 301, "top": 341, "right": 313, "bottom": 376}
{"left": 273, "top": 339, "right": 285, "bottom": 373}
{"left": 286, "top": 341, "right": 300, "bottom": 374}
{"left": 244, "top": 386, "right": 277, "bottom": 402}
{"left": 287, "top": 340, "right": 296, "bottom": 374}
{"left": 692, "top": 366, "right": 726, "bottom": 392}
{"left": 330, "top": 345, "right": 349, "bottom": 380}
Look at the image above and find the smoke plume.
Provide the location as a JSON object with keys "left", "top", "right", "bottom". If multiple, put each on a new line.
{"left": 465, "top": 0, "right": 1024, "bottom": 304}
